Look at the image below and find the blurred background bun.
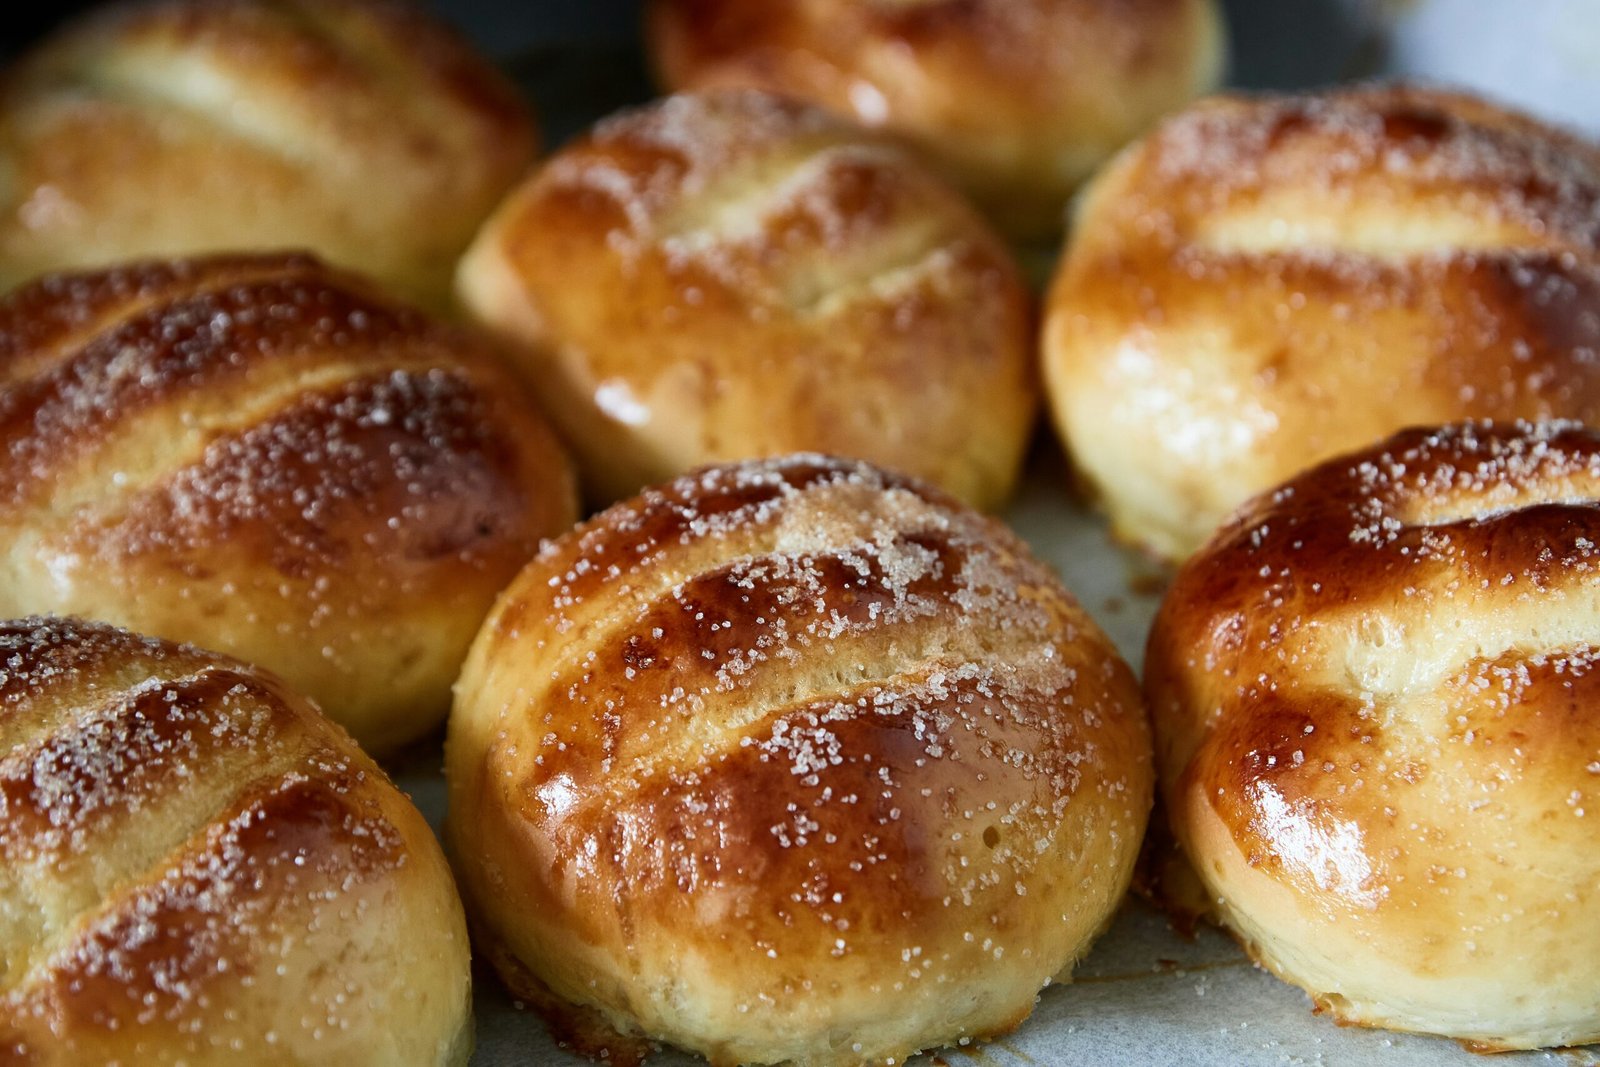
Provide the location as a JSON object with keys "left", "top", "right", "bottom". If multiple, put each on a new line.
{"left": 1044, "top": 84, "right": 1600, "bottom": 561}
{"left": 0, "top": 0, "right": 537, "bottom": 308}
{"left": 448, "top": 454, "right": 1151, "bottom": 1067}
{"left": 0, "top": 616, "right": 472, "bottom": 1065}
{"left": 645, "top": 0, "right": 1226, "bottom": 240}
{"left": 459, "top": 89, "right": 1036, "bottom": 512}
{"left": 0, "top": 253, "right": 577, "bottom": 755}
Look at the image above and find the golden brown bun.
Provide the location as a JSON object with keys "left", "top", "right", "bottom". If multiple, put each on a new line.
{"left": 1145, "top": 421, "right": 1600, "bottom": 1051}
{"left": 0, "top": 615, "right": 471, "bottom": 1065}
{"left": 645, "top": 0, "right": 1225, "bottom": 239}
{"left": 447, "top": 454, "right": 1150, "bottom": 1067}
{"left": 1044, "top": 84, "right": 1600, "bottom": 561}
{"left": 457, "top": 89, "right": 1036, "bottom": 513}
{"left": 0, "top": 253, "right": 578, "bottom": 755}
{"left": 0, "top": 0, "right": 535, "bottom": 309}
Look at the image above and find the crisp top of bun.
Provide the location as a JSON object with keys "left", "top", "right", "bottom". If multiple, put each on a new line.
{"left": 0, "top": 254, "right": 516, "bottom": 535}
{"left": 1081, "top": 84, "right": 1600, "bottom": 257}
{"left": 654, "top": 0, "right": 1210, "bottom": 101}
{"left": 0, "top": 252, "right": 559, "bottom": 570}
{"left": 0, "top": 617, "right": 400, "bottom": 967}
{"left": 483, "top": 454, "right": 1106, "bottom": 849}
{"left": 526, "top": 90, "right": 1013, "bottom": 320}
{"left": 1157, "top": 418, "right": 1600, "bottom": 780}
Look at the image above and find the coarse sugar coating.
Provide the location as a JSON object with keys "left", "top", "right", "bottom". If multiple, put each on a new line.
{"left": 447, "top": 453, "right": 1152, "bottom": 1067}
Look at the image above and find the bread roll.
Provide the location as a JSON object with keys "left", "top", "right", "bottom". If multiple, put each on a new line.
{"left": 646, "top": 0, "right": 1226, "bottom": 240}
{"left": 457, "top": 89, "right": 1036, "bottom": 513}
{"left": 447, "top": 454, "right": 1150, "bottom": 1067}
{"left": 1146, "top": 420, "right": 1600, "bottom": 1051}
{"left": 1043, "top": 85, "right": 1600, "bottom": 561}
{"left": 0, "top": 615, "right": 471, "bottom": 1065}
{"left": 0, "top": 0, "right": 535, "bottom": 309}
{"left": 0, "top": 253, "right": 577, "bottom": 755}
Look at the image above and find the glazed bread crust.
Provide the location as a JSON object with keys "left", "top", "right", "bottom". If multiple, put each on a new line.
{"left": 646, "top": 0, "right": 1225, "bottom": 238}
{"left": 447, "top": 454, "right": 1151, "bottom": 1067}
{"left": 1044, "top": 85, "right": 1600, "bottom": 561}
{"left": 1146, "top": 421, "right": 1600, "bottom": 1051}
{"left": 457, "top": 89, "right": 1036, "bottom": 513}
{"left": 0, "top": 0, "right": 536, "bottom": 308}
{"left": 0, "top": 253, "right": 577, "bottom": 755}
{"left": 0, "top": 616, "right": 472, "bottom": 1066}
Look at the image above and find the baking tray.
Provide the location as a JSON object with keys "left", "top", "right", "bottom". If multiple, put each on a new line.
{"left": 374, "top": 2, "right": 1600, "bottom": 1063}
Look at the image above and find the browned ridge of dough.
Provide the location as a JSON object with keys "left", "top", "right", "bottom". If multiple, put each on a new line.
{"left": 1147, "top": 420, "right": 1600, "bottom": 1051}
{"left": 449, "top": 454, "right": 1152, "bottom": 1067}
{"left": 0, "top": 253, "right": 577, "bottom": 755}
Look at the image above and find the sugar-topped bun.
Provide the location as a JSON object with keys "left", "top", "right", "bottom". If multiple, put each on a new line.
{"left": 447, "top": 454, "right": 1150, "bottom": 1067}
{"left": 457, "top": 90, "right": 1035, "bottom": 512}
{"left": 0, "top": 253, "right": 577, "bottom": 755}
{"left": 645, "top": 0, "right": 1225, "bottom": 239}
{"left": 0, "top": 0, "right": 535, "bottom": 308}
{"left": 0, "top": 616, "right": 471, "bottom": 1065}
{"left": 1146, "top": 421, "right": 1600, "bottom": 1051}
{"left": 1044, "top": 85, "right": 1600, "bottom": 561}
